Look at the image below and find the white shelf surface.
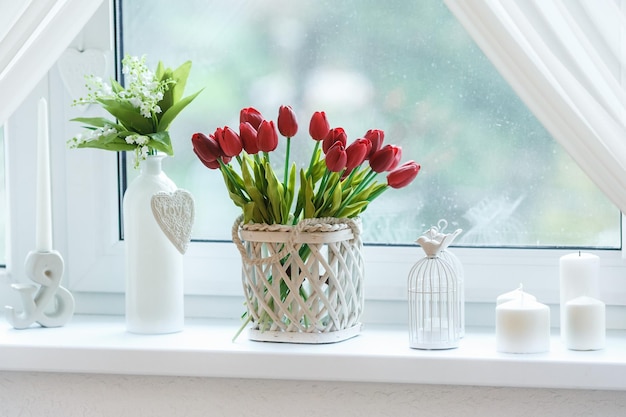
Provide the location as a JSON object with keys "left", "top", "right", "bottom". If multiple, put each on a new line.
{"left": 0, "top": 315, "right": 625, "bottom": 390}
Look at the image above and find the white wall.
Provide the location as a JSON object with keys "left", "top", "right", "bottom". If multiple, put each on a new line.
{"left": 1, "top": 372, "right": 625, "bottom": 417}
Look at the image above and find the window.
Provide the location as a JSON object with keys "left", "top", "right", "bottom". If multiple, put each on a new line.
{"left": 0, "top": 126, "right": 5, "bottom": 266}
{"left": 4, "top": 0, "right": 625, "bottom": 322}
{"left": 118, "top": 0, "right": 620, "bottom": 248}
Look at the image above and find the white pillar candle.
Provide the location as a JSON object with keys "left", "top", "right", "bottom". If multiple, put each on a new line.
{"left": 496, "top": 294, "right": 550, "bottom": 354}
{"left": 559, "top": 252, "right": 599, "bottom": 340}
{"left": 36, "top": 97, "right": 53, "bottom": 252}
{"left": 564, "top": 296, "right": 605, "bottom": 351}
{"left": 497, "top": 285, "right": 537, "bottom": 305}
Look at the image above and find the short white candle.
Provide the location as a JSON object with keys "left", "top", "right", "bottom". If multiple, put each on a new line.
{"left": 496, "top": 293, "right": 550, "bottom": 354}
{"left": 564, "top": 296, "right": 605, "bottom": 351}
{"left": 559, "top": 252, "right": 599, "bottom": 340}
{"left": 497, "top": 285, "right": 537, "bottom": 305}
{"left": 36, "top": 97, "right": 53, "bottom": 252}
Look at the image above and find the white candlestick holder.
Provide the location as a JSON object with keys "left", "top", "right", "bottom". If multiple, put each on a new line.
{"left": 5, "top": 250, "right": 75, "bottom": 329}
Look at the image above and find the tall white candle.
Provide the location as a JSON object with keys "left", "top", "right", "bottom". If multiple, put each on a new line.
{"left": 559, "top": 252, "right": 599, "bottom": 340}
{"left": 496, "top": 292, "right": 550, "bottom": 354}
{"left": 36, "top": 97, "right": 53, "bottom": 252}
{"left": 564, "top": 296, "right": 605, "bottom": 351}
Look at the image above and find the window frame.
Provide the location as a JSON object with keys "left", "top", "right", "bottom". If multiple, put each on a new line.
{"left": 2, "top": 0, "right": 626, "bottom": 325}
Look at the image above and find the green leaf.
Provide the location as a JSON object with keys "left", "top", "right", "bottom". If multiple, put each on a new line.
{"left": 148, "top": 131, "right": 174, "bottom": 155}
{"left": 76, "top": 136, "right": 136, "bottom": 152}
{"left": 265, "top": 162, "right": 284, "bottom": 223}
{"left": 242, "top": 159, "right": 270, "bottom": 223}
{"left": 282, "top": 163, "right": 296, "bottom": 222}
{"left": 171, "top": 60, "right": 193, "bottom": 103}
{"left": 303, "top": 174, "right": 316, "bottom": 219}
{"left": 155, "top": 61, "right": 166, "bottom": 80}
{"left": 157, "top": 89, "right": 202, "bottom": 132}
{"left": 158, "top": 67, "right": 175, "bottom": 114}
{"left": 111, "top": 79, "right": 124, "bottom": 94}
{"left": 70, "top": 117, "right": 122, "bottom": 130}
{"left": 97, "top": 98, "right": 154, "bottom": 134}
{"left": 336, "top": 201, "right": 369, "bottom": 218}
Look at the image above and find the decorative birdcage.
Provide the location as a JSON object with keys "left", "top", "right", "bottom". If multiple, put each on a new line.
{"left": 424, "top": 221, "right": 465, "bottom": 337}
{"left": 408, "top": 227, "right": 462, "bottom": 349}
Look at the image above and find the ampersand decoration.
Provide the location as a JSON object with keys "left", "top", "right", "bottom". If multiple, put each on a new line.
{"left": 5, "top": 250, "right": 75, "bottom": 329}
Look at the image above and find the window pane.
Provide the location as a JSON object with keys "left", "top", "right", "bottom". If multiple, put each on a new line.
{"left": 119, "top": 0, "right": 620, "bottom": 248}
{"left": 0, "top": 126, "right": 6, "bottom": 265}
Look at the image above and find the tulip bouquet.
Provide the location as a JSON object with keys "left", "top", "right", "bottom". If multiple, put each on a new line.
{"left": 68, "top": 55, "right": 201, "bottom": 167}
{"left": 191, "top": 105, "right": 420, "bottom": 226}
{"left": 192, "top": 106, "right": 420, "bottom": 338}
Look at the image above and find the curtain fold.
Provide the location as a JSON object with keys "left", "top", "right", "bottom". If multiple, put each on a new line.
{"left": 0, "top": 0, "right": 104, "bottom": 124}
{"left": 444, "top": 0, "right": 626, "bottom": 214}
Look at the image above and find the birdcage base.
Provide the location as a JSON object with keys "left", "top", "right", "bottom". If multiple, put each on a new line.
{"left": 248, "top": 323, "right": 362, "bottom": 344}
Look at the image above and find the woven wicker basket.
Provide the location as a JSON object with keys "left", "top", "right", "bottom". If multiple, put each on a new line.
{"left": 232, "top": 216, "right": 364, "bottom": 343}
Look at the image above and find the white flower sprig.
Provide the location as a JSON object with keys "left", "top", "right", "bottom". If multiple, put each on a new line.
{"left": 68, "top": 54, "right": 202, "bottom": 168}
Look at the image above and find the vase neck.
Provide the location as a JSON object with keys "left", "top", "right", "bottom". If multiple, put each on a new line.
{"left": 142, "top": 155, "right": 165, "bottom": 175}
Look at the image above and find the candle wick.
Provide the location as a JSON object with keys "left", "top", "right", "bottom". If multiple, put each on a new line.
{"left": 579, "top": 250, "right": 581, "bottom": 257}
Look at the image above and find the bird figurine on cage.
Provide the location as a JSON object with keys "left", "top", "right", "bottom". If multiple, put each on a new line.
{"left": 408, "top": 223, "right": 462, "bottom": 350}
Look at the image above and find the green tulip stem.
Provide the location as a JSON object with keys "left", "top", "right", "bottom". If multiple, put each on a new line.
{"left": 218, "top": 158, "right": 249, "bottom": 202}
{"left": 315, "top": 169, "right": 331, "bottom": 207}
{"left": 283, "top": 136, "right": 291, "bottom": 193}
{"left": 336, "top": 169, "right": 379, "bottom": 215}
{"left": 315, "top": 170, "right": 347, "bottom": 217}
{"left": 306, "top": 141, "right": 321, "bottom": 177}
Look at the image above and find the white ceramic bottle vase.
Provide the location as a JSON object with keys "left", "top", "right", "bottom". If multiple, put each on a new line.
{"left": 123, "top": 154, "right": 184, "bottom": 334}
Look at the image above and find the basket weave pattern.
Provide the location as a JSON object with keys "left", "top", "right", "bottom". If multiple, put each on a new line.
{"left": 233, "top": 216, "right": 364, "bottom": 337}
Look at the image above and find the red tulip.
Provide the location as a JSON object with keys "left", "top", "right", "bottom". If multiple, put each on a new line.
{"left": 322, "top": 127, "right": 347, "bottom": 154}
{"left": 257, "top": 120, "right": 279, "bottom": 152}
{"left": 193, "top": 150, "right": 221, "bottom": 169}
{"left": 388, "top": 145, "right": 402, "bottom": 171}
{"left": 216, "top": 126, "right": 243, "bottom": 157}
{"left": 345, "top": 138, "right": 371, "bottom": 172}
{"left": 387, "top": 161, "right": 421, "bottom": 189}
{"left": 325, "top": 142, "right": 347, "bottom": 172}
{"left": 364, "top": 129, "right": 384, "bottom": 158}
{"left": 277, "top": 105, "right": 298, "bottom": 137}
{"left": 369, "top": 144, "right": 402, "bottom": 173}
{"left": 239, "top": 122, "right": 259, "bottom": 154}
{"left": 309, "top": 111, "right": 330, "bottom": 141}
{"left": 192, "top": 132, "right": 223, "bottom": 163}
{"left": 240, "top": 107, "right": 264, "bottom": 130}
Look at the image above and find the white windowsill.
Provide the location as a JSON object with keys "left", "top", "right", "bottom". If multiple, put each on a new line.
{"left": 1, "top": 315, "right": 625, "bottom": 390}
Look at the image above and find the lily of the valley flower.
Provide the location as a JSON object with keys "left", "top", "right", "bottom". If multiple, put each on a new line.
{"left": 68, "top": 54, "right": 201, "bottom": 168}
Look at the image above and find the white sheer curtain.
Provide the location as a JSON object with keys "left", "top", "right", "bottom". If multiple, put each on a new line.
{"left": 444, "top": 0, "right": 626, "bottom": 213}
{"left": 0, "top": 0, "right": 104, "bottom": 124}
